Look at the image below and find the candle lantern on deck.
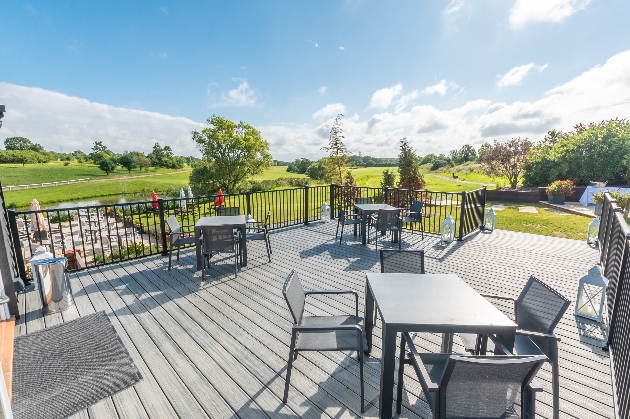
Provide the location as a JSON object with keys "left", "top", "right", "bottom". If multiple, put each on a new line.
{"left": 441, "top": 215, "right": 456, "bottom": 243}
{"left": 320, "top": 202, "right": 331, "bottom": 222}
{"left": 587, "top": 217, "right": 600, "bottom": 245}
{"left": 484, "top": 207, "right": 496, "bottom": 232}
{"left": 575, "top": 265, "right": 608, "bottom": 322}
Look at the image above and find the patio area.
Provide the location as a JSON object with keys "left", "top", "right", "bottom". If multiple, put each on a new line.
{"left": 16, "top": 222, "right": 613, "bottom": 418}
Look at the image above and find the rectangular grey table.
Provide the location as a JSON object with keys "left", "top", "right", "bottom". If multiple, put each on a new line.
{"left": 364, "top": 273, "right": 517, "bottom": 419}
{"left": 194, "top": 216, "right": 247, "bottom": 270}
{"left": 354, "top": 203, "right": 399, "bottom": 245}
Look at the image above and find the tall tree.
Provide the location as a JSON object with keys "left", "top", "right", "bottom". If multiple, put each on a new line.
{"left": 321, "top": 114, "right": 350, "bottom": 184}
{"left": 481, "top": 137, "right": 533, "bottom": 188}
{"left": 397, "top": 138, "right": 426, "bottom": 190}
{"left": 190, "top": 115, "right": 273, "bottom": 193}
{"left": 4, "top": 136, "right": 44, "bottom": 151}
{"left": 118, "top": 152, "right": 140, "bottom": 173}
{"left": 381, "top": 168, "right": 396, "bottom": 188}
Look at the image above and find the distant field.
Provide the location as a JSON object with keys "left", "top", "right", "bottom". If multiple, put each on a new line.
{"left": 349, "top": 166, "right": 489, "bottom": 192}
{"left": 0, "top": 162, "right": 186, "bottom": 186}
{"left": 251, "top": 166, "right": 308, "bottom": 180}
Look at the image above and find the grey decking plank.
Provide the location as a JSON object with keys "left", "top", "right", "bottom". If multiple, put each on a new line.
{"left": 81, "top": 269, "right": 212, "bottom": 419}
{"left": 72, "top": 271, "right": 178, "bottom": 419}
{"left": 69, "top": 271, "right": 153, "bottom": 419}
{"left": 98, "top": 263, "right": 269, "bottom": 419}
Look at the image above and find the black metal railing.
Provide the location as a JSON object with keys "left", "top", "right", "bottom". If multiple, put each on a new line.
{"left": 332, "top": 185, "right": 486, "bottom": 239}
{"left": 598, "top": 192, "right": 630, "bottom": 417}
{"left": 8, "top": 184, "right": 484, "bottom": 281}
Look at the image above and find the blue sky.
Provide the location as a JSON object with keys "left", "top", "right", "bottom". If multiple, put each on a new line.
{"left": 2, "top": 0, "right": 630, "bottom": 160}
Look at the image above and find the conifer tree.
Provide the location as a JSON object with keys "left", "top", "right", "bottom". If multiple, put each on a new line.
{"left": 397, "top": 138, "right": 426, "bottom": 190}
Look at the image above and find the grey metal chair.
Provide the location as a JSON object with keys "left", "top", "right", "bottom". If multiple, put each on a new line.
{"left": 397, "top": 332, "right": 546, "bottom": 419}
{"left": 246, "top": 211, "right": 272, "bottom": 262}
{"left": 336, "top": 203, "right": 362, "bottom": 244}
{"left": 380, "top": 249, "right": 425, "bottom": 274}
{"left": 402, "top": 200, "right": 424, "bottom": 239}
{"left": 368, "top": 208, "right": 402, "bottom": 250}
{"left": 216, "top": 206, "right": 240, "bottom": 216}
{"left": 281, "top": 270, "right": 365, "bottom": 412}
{"left": 354, "top": 197, "right": 373, "bottom": 204}
{"left": 165, "top": 215, "right": 196, "bottom": 270}
{"left": 459, "top": 276, "right": 570, "bottom": 419}
{"left": 199, "top": 225, "right": 238, "bottom": 280}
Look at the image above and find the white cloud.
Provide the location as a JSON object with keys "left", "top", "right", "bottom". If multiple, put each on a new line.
{"left": 319, "top": 86, "right": 328, "bottom": 95}
{"left": 422, "top": 80, "right": 458, "bottom": 96}
{"left": 159, "top": 6, "right": 169, "bottom": 14}
{"left": 368, "top": 83, "right": 403, "bottom": 109}
{"left": 0, "top": 83, "right": 203, "bottom": 155}
{"left": 395, "top": 90, "right": 419, "bottom": 113}
{"left": 339, "top": 46, "right": 345, "bottom": 51}
{"left": 509, "top": 0, "right": 591, "bottom": 28}
{"left": 444, "top": 0, "right": 464, "bottom": 14}
{"left": 312, "top": 103, "right": 346, "bottom": 119}
{"left": 496, "top": 63, "right": 548, "bottom": 87}
{"left": 315, "top": 43, "right": 318, "bottom": 48}
{"left": 262, "top": 49, "right": 630, "bottom": 160}
{"left": 208, "top": 79, "right": 257, "bottom": 107}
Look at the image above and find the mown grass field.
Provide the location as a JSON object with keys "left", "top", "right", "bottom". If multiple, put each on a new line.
{"left": 0, "top": 161, "right": 184, "bottom": 186}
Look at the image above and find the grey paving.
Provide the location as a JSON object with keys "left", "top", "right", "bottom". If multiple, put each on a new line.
{"left": 16, "top": 223, "right": 613, "bottom": 418}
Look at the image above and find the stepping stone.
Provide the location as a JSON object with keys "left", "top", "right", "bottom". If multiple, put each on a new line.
{"left": 518, "top": 207, "right": 538, "bottom": 213}
{"left": 545, "top": 208, "right": 572, "bottom": 216}
{"left": 491, "top": 205, "right": 507, "bottom": 211}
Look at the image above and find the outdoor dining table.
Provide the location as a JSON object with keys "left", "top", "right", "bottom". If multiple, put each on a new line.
{"left": 364, "top": 273, "right": 517, "bottom": 419}
{"left": 354, "top": 203, "right": 399, "bottom": 245}
{"left": 194, "top": 215, "right": 247, "bottom": 270}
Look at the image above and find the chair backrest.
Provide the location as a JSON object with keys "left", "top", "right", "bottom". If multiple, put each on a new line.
{"left": 355, "top": 197, "right": 373, "bottom": 204}
{"left": 408, "top": 200, "right": 424, "bottom": 220}
{"left": 516, "top": 276, "right": 570, "bottom": 335}
{"left": 200, "top": 225, "right": 235, "bottom": 254}
{"left": 337, "top": 203, "right": 347, "bottom": 221}
{"left": 264, "top": 211, "right": 271, "bottom": 227}
{"left": 165, "top": 215, "right": 181, "bottom": 237}
{"left": 376, "top": 209, "right": 400, "bottom": 229}
{"left": 216, "top": 207, "right": 240, "bottom": 216}
{"left": 380, "top": 250, "right": 425, "bottom": 274}
{"left": 440, "top": 355, "right": 546, "bottom": 418}
{"left": 282, "top": 270, "right": 305, "bottom": 325}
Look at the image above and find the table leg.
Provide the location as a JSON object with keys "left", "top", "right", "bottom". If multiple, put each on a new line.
{"left": 239, "top": 224, "right": 247, "bottom": 267}
{"left": 364, "top": 282, "right": 374, "bottom": 354}
{"left": 361, "top": 216, "right": 367, "bottom": 245}
{"left": 441, "top": 333, "right": 454, "bottom": 353}
{"left": 195, "top": 226, "right": 202, "bottom": 271}
{"left": 379, "top": 324, "right": 397, "bottom": 419}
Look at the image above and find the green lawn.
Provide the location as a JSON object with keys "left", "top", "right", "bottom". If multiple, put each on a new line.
{"left": 489, "top": 201, "right": 590, "bottom": 240}
{"left": 0, "top": 161, "right": 187, "bottom": 186}
{"left": 251, "top": 166, "right": 308, "bottom": 180}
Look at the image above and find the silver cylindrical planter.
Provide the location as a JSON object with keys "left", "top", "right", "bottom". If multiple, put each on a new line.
{"left": 33, "top": 257, "right": 75, "bottom": 316}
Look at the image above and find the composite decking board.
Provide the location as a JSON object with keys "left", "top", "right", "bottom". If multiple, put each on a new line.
{"left": 76, "top": 270, "right": 205, "bottom": 419}
{"left": 136, "top": 260, "right": 369, "bottom": 419}
{"left": 83, "top": 268, "right": 217, "bottom": 419}
{"left": 70, "top": 271, "right": 173, "bottom": 419}
{"left": 120, "top": 260, "right": 343, "bottom": 419}
{"left": 99, "top": 262, "right": 289, "bottom": 419}
{"left": 149, "top": 258, "right": 391, "bottom": 418}
{"left": 23, "top": 284, "right": 44, "bottom": 333}
{"left": 167, "top": 242, "right": 609, "bottom": 419}
{"left": 15, "top": 225, "right": 615, "bottom": 419}
{"left": 14, "top": 290, "right": 25, "bottom": 337}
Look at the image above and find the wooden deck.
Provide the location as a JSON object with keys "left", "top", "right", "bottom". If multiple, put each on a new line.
{"left": 16, "top": 223, "right": 613, "bottom": 418}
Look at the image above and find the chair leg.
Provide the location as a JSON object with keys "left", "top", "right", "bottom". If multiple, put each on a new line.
{"left": 359, "top": 332, "right": 365, "bottom": 413}
{"left": 168, "top": 245, "right": 173, "bottom": 270}
{"left": 176, "top": 246, "right": 180, "bottom": 261}
{"left": 396, "top": 334, "right": 406, "bottom": 414}
{"left": 234, "top": 252, "right": 237, "bottom": 278}
{"left": 336, "top": 220, "right": 340, "bottom": 238}
{"left": 265, "top": 237, "right": 272, "bottom": 262}
{"left": 551, "top": 341, "right": 560, "bottom": 419}
{"left": 339, "top": 223, "right": 344, "bottom": 245}
{"left": 283, "top": 331, "right": 298, "bottom": 404}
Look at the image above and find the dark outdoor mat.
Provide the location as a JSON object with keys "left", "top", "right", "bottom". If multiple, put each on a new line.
{"left": 13, "top": 311, "right": 142, "bottom": 419}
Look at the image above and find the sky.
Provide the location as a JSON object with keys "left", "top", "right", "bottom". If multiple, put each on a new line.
{"left": 1, "top": 0, "right": 630, "bottom": 161}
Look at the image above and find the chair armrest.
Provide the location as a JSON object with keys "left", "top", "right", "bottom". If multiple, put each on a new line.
{"left": 516, "top": 329, "right": 561, "bottom": 342}
{"left": 305, "top": 290, "right": 359, "bottom": 316}
{"left": 402, "top": 333, "right": 440, "bottom": 392}
{"left": 480, "top": 293, "right": 516, "bottom": 301}
{"left": 292, "top": 324, "right": 362, "bottom": 332}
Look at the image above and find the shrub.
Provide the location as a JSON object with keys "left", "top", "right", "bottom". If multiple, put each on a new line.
{"left": 430, "top": 159, "right": 450, "bottom": 171}
{"left": 50, "top": 212, "right": 75, "bottom": 223}
{"left": 546, "top": 180, "right": 574, "bottom": 196}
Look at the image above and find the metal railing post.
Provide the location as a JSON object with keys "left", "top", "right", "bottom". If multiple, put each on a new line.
{"left": 304, "top": 184, "right": 309, "bottom": 225}
{"left": 458, "top": 191, "right": 467, "bottom": 240}
{"left": 480, "top": 186, "right": 487, "bottom": 230}
{"left": 157, "top": 199, "right": 168, "bottom": 256}
{"left": 330, "top": 184, "right": 336, "bottom": 220}
{"left": 384, "top": 187, "right": 390, "bottom": 205}
{"left": 7, "top": 210, "right": 27, "bottom": 282}
{"left": 245, "top": 190, "right": 251, "bottom": 215}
